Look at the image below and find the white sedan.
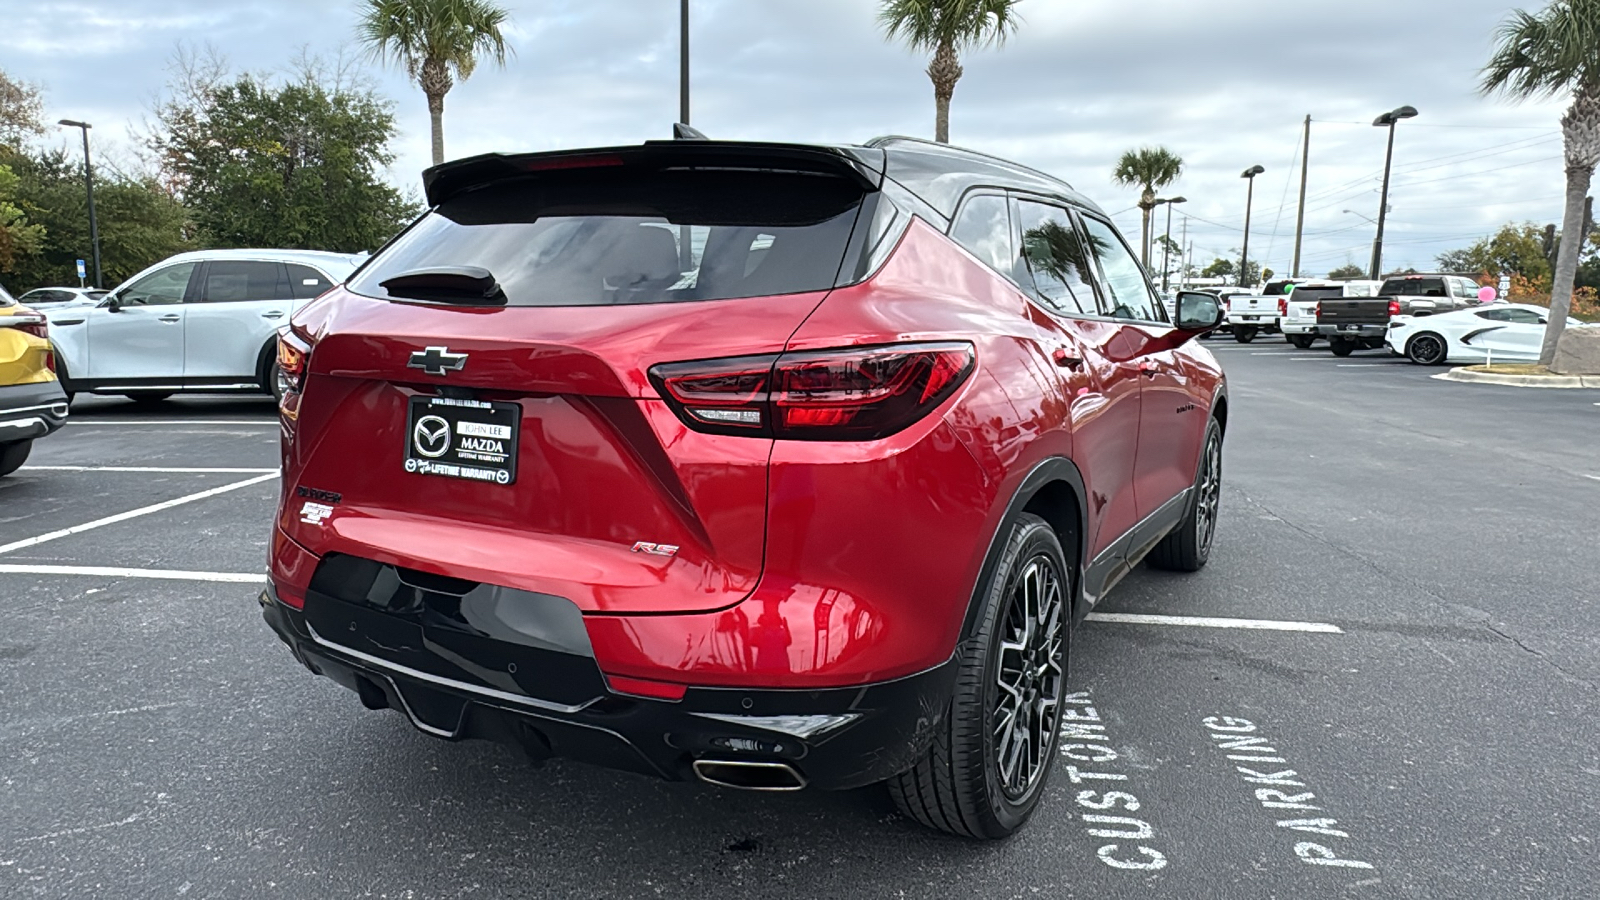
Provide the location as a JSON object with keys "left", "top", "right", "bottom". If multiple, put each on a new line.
{"left": 1385, "top": 303, "right": 1585, "bottom": 365}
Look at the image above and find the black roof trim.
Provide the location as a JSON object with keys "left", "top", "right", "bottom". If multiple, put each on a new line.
{"left": 422, "top": 141, "right": 885, "bottom": 207}
{"left": 863, "top": 135, "right": 1100, "bottom": 220}
{"left": 866, "top": 135, "right": 1077, "bottom": 191}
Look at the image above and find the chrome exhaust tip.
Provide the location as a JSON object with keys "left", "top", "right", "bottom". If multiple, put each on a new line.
{"left": 692, "top": 759, "right": 807, "bottom": 792}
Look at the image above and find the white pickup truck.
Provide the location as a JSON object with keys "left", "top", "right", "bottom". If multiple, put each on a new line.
{"left": 1222, "top": 291, "right": 1278, "bottom": 343}
{"left": 1269, "top": 281, "right": 1349, "bottom": 349}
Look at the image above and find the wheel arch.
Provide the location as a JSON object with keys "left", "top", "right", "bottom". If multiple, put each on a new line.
{"left": 960, "top": 457, "right": 1088, "bottom": 640}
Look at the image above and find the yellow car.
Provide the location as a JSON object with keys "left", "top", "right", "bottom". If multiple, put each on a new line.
{"left": 1, "top": 284, "right": 69, "bottom": 478}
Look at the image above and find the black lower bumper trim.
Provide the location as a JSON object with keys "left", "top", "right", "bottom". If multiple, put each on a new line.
{"left": 261, "top": 579, "right": 956, "bottom": 790}
{"left": 0, "top": 380, "right": 69, "bottom": 442}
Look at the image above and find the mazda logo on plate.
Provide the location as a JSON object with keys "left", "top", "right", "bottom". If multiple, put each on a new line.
{"left": 413, "top": 415, "right": 452, "bottom": 458}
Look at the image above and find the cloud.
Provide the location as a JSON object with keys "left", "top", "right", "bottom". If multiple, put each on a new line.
{"left": 0, "top": 0, "right": 1575, "bottom": 275}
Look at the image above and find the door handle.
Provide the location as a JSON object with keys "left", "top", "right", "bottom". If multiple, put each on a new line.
{"left": 158, "top": 314, "right": 181, "bottom": 324}
{"left": 1139, "top": 361, "right": 1160, "bottom": 378}
{"left": 262, "top": 310, "right": 285, "bottom": 319}
{"left": 1052, "top": 347, "right": 1083, "bottom": 370}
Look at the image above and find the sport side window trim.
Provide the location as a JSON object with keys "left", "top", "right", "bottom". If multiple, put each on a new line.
{"left": 1074, "top": 211, "right": 1170, "bottom": 326}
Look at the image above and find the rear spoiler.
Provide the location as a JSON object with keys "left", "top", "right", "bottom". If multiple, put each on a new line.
{"left": 422, "top": 141, "right": 886, "bottom": 208}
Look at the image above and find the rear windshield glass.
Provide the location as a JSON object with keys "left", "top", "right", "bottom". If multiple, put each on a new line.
{"left": 349, "top": 171, "right": 864, "bottom": 307}
{"left": 1381, "top": 277, "right": 1447, "bottom": 296}
{"left": 1289, "top": 286, "right": 1345, "bottom": 302}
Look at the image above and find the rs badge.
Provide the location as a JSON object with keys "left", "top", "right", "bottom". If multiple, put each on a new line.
{"left": 300, "top": 502, "right": 334, "bottom": 526}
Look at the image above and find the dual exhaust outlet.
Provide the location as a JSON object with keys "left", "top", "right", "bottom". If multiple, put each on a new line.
{"left": 692, "top": 758, "right": 806, "bottom": 791}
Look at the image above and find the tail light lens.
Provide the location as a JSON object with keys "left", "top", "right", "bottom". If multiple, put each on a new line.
{"left": 1387, "top": 299, "right": 1401, "bottom": 317}
{"left": 1315, "top": 302, "right": 1322, "bottom": 317}
{"left": 277, "top": 325, "right": 313, "bottom": 394}
{"left": 5, "top": 314, "right": 49, "bottom": 340}
{"left": 650, "top": 342, "right": 975, "bottom": 441}
{"left": 1278, "top": 298, "right": 1288, "bottom": 317}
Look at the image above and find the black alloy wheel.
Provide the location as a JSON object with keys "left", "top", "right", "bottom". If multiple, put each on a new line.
{"left": 1149, "top": 417, "right": 1222, "bottom": 571}
{"left": 888, "top": 512, "right": 1070, "bottom": 839}
{"left": 1406, "top": 333, "right": 1448, "bottom": 366}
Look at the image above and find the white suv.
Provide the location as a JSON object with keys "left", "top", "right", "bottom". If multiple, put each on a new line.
{"left": 47, "top": 249, "right": 363, "bottom": 403}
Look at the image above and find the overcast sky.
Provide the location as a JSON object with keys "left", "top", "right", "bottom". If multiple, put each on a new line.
{"left": 3, "top": 0, "right": 1575, "bottom": 278}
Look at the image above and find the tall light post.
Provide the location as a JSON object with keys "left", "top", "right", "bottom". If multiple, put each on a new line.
{"left": 679, "top": 0, "right": 690, "bottom": 125}
{"left": 1154, "top": 196, "right": 1186, "bottom": 293}
{"left": 58, "top": 119, "right": 102, "bottom": 288}
{"left": 1369, "top": 105, "right": 1418, "bottom": 279}
{"left": 1239, "top": 165, "right": 1264, "bottom": 288}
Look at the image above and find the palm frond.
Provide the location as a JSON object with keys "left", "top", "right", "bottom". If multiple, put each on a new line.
{"left": 1112, "top": 147, "right": 1183, "bottom": 192}
{"left": 878, "top": 0, "right": 1024, "bottom": 52}
{"left": 1481, "top": 0, "right": 1600, "bottom": 100}
{"left": 356, "top": 0, "right": 512, "bottom": 85}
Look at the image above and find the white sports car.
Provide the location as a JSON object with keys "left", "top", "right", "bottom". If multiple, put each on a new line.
{"left": 1385, "top": 303, "right": 1587, "bottom": 365}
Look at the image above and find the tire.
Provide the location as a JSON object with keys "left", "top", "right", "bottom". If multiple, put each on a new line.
{"left": 123, "top": 392, "right": 173, "bottom": 405}
{"left": 1289, "top": 334, "right": 1315, "bottom": 349}
{"left": 1233, "top": 326, "right": 1257, "bottom": 343}
{"left": 888, "top": 512, "right": 1070, "bottom": 840}
{"left": 1148, "top": 418, "right": 1222, "bottom": 572}
{"left": 1329, "top": 338, "right": 1355, "bottom": 357}
{"left": 52, "top": 353, "right": 77, "bottom": 404}
{"left": 0, "top": 440, "right": 31, "bottom": 478}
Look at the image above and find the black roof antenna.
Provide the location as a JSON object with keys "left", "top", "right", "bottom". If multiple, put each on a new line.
{"left": 673, "top": 122, "right": 708, "bottom": 140}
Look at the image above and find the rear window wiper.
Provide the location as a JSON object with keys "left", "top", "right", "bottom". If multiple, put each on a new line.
{"left": 379, "top": 267, "right": 508, "bottom": 306}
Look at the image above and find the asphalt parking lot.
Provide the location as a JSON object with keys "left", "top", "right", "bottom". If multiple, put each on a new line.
{"left": 2, "top": 341, "right": 1597, "bottom": 899}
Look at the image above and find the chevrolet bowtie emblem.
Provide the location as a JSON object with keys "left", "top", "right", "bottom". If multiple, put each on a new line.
{"left": 408, "top": 346, "right": 468, "bottom": 376}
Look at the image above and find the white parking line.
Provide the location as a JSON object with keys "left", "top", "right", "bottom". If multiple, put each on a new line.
{"left": 0, "top": 564, "right": 267, "bottom": 583}
{"left": 24, "top": 466, "right": 279, "bottom": 474}
{"left": 1336, "top": 364, "right": 1387, "bottom": 368}
{"left": 1086, "top": 612, "right": 1343, "bottom": 634}
{"left": 1585, "top": 475, "right": 1600, "bottom": 482}
{"left": 0, "top": 473, "right": 279, "bottom": 556}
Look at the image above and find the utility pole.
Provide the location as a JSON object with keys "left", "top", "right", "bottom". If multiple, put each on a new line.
{"left": 1179, "top": 217, "right": 1189, "bottom": 288}
{"left": 58, "top": 119, "right": 102, "bottom": 288}
{"left": 1292, "top": 114, "right": 1310, "bottom": 279}
{"left": 679, "top": 0, "right": 690, "bottom": 125}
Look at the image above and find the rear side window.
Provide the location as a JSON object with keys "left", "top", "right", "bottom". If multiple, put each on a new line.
{"left": 948, "top": 193, "right": 1014, "bottom": 278}
{"left": 1382, "top": 277, "right": 1446, "bottom": 296}
{"left": 200, "top": 261, "right": 290, "bottom": 303}
{"left": 1015, "top": 199, "right": 1094, "bottom": 315}
{"left": 287, "top": 264, "right": 334, "bottom": 299}
{"left": 349, "top": 171, "right": 864, "bottom": 307}
{"left": 1080, "top": 216, "right": 1164, "bottom": 323}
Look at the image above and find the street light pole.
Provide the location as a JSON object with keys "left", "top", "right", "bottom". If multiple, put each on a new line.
{"left": 1156, "top": 196, "right": 1186, "bottom": 293}
{"left": 1240, "top": 165, "right": 1264, "bottom": 288}
{"left": 1369, "top": 105, "right": 1417, "bottom": 279}
{"left": 679, "top": 0, "right": 690, "bottom": 125}
{"left": 58, "top": 119, "right": 102, "bottom": 288}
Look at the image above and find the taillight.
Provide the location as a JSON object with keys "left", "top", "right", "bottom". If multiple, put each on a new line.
{"left": 650, "top": 342, "right": 975, "bottom": 441}
{"left": 1278, "top": 298, "right": 1288, "bottom": 317}
{"left": 1387, "top": 299, "right": 1401, "bottom": 317}
{"left": 1315, "top": 302, "right": 1322, "bottom": 317}
{"left": 277, "top": 325, "right": 313, "bottom": 394}
{"left": 6, "top": 314, "right": 49, "bottom": 340}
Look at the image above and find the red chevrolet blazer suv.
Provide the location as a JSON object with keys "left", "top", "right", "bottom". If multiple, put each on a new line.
{"left": 262, "top": 135, "right": 1227, "bottom": 839}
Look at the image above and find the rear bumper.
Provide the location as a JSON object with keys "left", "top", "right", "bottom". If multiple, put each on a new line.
{"left": 0, "top": 381, "right": 69, "bottom": 443}
{"left": 1315, "top": 324, "right": 1388, "bottom": 339}
{"left": 1226, "top": 313, "right": 1278, "bottom": 328}
{"left": 259, "top": 572, "right": 955, "bottom": 790}
{"left": 1280, "top": 320, "right": 1316, "bottom": 334}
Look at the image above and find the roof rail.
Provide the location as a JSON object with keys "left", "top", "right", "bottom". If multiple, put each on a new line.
{"left": 864, "top": 135, "right": 1075, "bottom": 191}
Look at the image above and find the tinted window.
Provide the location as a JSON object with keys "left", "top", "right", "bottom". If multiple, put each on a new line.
{"left": 1502, "top": 308, "right": 1544, "bottom": 324}
{"left": 287, "top": 264, "right": 334, "bottom": 300}
{"left": 949, "top": 194, "right": 1014, "bottom": 278}
{"left": 1015, "top": 200, "right": 1095, "bottom": 315}
{"left": 349, "top": 171, "right": 863, "bottom": 307}
{"left": 117, "top": 263, "right": 197, "bottom": 306}
{"left": 1451, "top": 278, "right": 1479, "bottom": 298}
{"left": 1288, "top": 286, "right": 1345, "bottom": 303}
{"left": 1381, "top": 277, "right": 1446, "bottom": 296}
{"left": 1081, "top": 216, "right": 1162, "bottom": 322}
{"left": 198, "top": 261, "right": 288, "bottom": 303}
{"left": 1476, "top": 308, "right": 1512, "bottom": 321}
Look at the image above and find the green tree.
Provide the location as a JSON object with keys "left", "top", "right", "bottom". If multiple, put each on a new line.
{"left": 358, "top": 0, "right": 512, "bottom": 166}
{"left": 0, "top": 163, "right": 46, "bottom": 273}
{"left": 1482, "top": 0, "right": 1600, "bottom": 365}
{"left": 1200, "top": 257, "right": 1235, "bottom": 279}
{"left": 1435, "top": 222, "right": 1553, "bottom": 280}
{"left": 0, "top": 68, "right": 44, "bottom": 150}
{"left": 1111, "top": 147, "right": 1183, "bottom": 267}
{"left": 1327, "top": 263, "right": 1366, "bottom": 280}
{"left": 878, "top": 0, "right": 1024, "bottom": 144}
{"left": 0, "top": 147, "right": 191, "bottom": 290}
{"left": 148, "top": 56, "right": 417, "bottom": 252}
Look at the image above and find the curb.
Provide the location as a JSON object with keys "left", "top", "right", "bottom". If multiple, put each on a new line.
{"left": 1432, "top": 368, "right": 1600, "bottom": 389}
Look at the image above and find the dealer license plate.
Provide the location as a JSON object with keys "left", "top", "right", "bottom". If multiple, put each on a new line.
{"left": 404, "top": 396, "right": 519, "bottom": 485}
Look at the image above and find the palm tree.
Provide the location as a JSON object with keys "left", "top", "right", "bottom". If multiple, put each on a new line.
{"left": 358, "top": 0, "right": 512, "bottom": 167}
{"left": 1482, "top": 0, "right": 1600, "bottom": 366}
{"left": 1112, "top": 147, "right": 1183, "bottom": 268}
{"left": 878, "top": 0, "right": 1024, "bottom": 144}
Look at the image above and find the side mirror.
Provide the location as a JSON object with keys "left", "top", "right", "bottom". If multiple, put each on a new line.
{"left": 1174, "top": 291, "right": 1224, "bottom": 333}
{"left": 104, "top": 295, "right": 123, "bottom": 312}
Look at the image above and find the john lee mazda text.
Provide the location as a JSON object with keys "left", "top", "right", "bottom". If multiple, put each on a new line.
{"left": 262, "top": 135, "right": 1228, "bottom": 839}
